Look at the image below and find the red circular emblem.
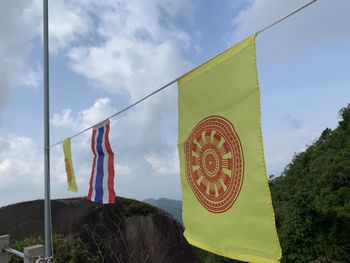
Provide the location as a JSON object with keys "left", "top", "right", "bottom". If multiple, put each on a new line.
{"left": 184, "top": 116, "right": 244, "bottom": 213}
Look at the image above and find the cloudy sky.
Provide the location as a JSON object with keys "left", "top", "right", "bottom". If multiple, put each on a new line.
{"left": 0, "top": 0, "right": 349, "bottom": 207}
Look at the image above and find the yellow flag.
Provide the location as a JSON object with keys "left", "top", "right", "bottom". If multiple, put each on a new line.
{"left": 178, "top": 35, "right": 281, "bottom": 263}
{"left": 63, "top": 138, "right": 78, "bottom": 193}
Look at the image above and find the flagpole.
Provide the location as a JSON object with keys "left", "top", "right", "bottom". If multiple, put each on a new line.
{"left": 43, "top": 0, "right": 53, "bottom": 258}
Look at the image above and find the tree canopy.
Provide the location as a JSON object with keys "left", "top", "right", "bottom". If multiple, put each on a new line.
{"left": 270, "top": 104, "right": 350, "bottom": 262}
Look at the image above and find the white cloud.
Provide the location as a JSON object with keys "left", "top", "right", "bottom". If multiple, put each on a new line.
{"left": 77, "top": 98, "right": 117, "bottom": 127}
{"left": 0, "top": 135, "right": 43, "bottom": 206}
{"left": 144, "top": 149, "right": 179, "bottom": 176}
{"left": 48, "top": 0, "right": 93, "bottom": 53}
{"left": 0, "top": 0, "right": 42, "bottom": 109}
{"left": 66, "top": 0, "right": 193, "bottom": 98}
{"left": 51, "top": 109, "right": 75, "bottom": 129}
{"left": 117, "top": 163, "right": 132, "bottom": 177}
{"left": 0, "top": 159, "right": 12, "bottom": 174}
{"left": 49, "top": 0, "right": 193, "bottom": 199}
{"left": 51, "top": 98, "right": 116, "bottom": 131}
{"left": 231, "top": 0, "right": 350, "bottom": 55}
{"left": 50, "top": 93, "right": 181, "bottom": 201}
{"left": 1, "top": 0, "right": 194, "bottom": 205}
{"left": 230, "top": 0, "right": 350, "bottom": 176}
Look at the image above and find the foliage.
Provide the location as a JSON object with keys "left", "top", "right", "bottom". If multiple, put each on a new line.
{"left": 194, "top": 246, "right": 242, "bottom": 263}
{"left": 8, "top": 105, "right": 350, "bottom": 262}
{"left": 94, "top": 198, "right": 156, "bottom": 218}
{"left": 10, "top": 235, "right": 42, "bottom": 263}
{"left": 10, "top": 234, "right": 101, "bottom": 263}
{"left": 118, "top": 198, "right": 157, "bottom": 217}
{"left": 269, "top": 104, "right": 350, "bottom": 262}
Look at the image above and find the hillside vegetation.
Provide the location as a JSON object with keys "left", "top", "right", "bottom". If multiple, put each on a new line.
{"left": 270, "top": 104, "right": 350, "bottom": 262}
{"left": 0, "top": 197, "right": 197, "bottom": 263}
{"left": 2, "top": 105, "right": 350, "bottom": 263}
{"left": 193, "top": 104, "right": 350, "bottom": 263}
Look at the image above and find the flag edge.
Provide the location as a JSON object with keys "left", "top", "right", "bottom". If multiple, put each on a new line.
{"left": 253, "top": 35, "right": 283, "bottom": 259}
{"left": 178, "top": 34, "right": 256, "bottom": 86}
{"left": 184, "top": 232, "right": 280, "bottom": 263}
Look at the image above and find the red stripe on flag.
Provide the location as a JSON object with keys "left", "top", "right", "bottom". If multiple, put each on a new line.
{"left": 105, "top": 122, "right": 116, "bottom": 203}
{"left": 87, "top": 129, "right": 97, "bottom": 201}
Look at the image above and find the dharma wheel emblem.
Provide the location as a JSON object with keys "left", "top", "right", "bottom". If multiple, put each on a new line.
{"left": 184, "top": 116, "right": 244, "bottom": 213}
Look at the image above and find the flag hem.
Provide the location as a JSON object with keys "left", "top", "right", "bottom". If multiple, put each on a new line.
{"left": 253, "top": 34, "right": 283, "bottom": 260}
{"left": 178, "top": 34, "right": 256, "bottom": 86}
{"left": 184, "top": 232, "right": 280, "bottom": 263}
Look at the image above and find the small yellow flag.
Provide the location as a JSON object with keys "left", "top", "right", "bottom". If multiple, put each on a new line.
{"left": 63, "top": 138, "right": 78, "bottom": 193}
{"left": 178, "top": 35, "right": 281, "bottom": 262}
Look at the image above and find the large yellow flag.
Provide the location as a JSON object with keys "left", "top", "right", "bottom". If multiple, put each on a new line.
{"left": 178, "top": 35, "right": 281, "bottom": 263}
{"left": 63, "top": 138, "right": 78, "bottom": 193}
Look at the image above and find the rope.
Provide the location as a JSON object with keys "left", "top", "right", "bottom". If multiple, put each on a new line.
{"left": 35, "top": 256, "right": 53, "bottom": 263}
{"left": 256, "top": 0, "right": 318, "bottom": 35}
{"left": 49, "top": 79, "right": 178, "bottom": 148}
{"left": 49, "top": 0, "right": 319, "bottom": 148}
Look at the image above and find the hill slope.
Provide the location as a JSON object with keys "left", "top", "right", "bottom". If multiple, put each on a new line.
{"left": 144, "top": 198, "right": 182, "bottom": 224}
{"left": 270, "top": 104, "right": 350, "bottom": 262}
{"left": 0, "top": 197, "right": 197, "bottom": 263}
{"left": 2, "top": 105, "right": 350, "bottom": 262}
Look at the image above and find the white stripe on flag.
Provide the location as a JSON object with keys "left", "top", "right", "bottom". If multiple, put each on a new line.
{"left": 91, "top": 127, "right": 99, "bottom": 201}
{"left": 101, "top": 127, "right": 109, "bottom": 204}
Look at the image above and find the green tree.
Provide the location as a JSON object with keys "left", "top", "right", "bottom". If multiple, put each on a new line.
{"left": 10, "top": 234, "right": 101, "bottom": 263}
{"left": 270, "top": 104, "right": 350, "bottom": 262}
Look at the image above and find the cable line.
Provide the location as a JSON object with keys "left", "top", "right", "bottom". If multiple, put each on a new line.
{"left": 49, "top": 0, "right": 319, "bottom": 148}
{"left": 256, "top": 0, "right": 318, "bottom": 35}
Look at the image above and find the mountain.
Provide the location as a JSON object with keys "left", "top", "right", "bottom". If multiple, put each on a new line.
{"left": 144, "top": 198, "right": 182, "bottom": 224}
{"left": 269, "top": 104, "right": 350, "bottom": 263}
{"left": 0, "top": 197, "right": 197, "bottom": 263}
{"left": 3, "top": 104, "right": 350, "bottom": 263}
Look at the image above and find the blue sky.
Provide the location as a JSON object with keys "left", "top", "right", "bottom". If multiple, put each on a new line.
{"left": 0, "top": 0, "right": 349, "bottom": 207}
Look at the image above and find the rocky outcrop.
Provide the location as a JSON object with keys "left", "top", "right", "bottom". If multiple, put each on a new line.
{"left": 0, "top": 197, "right": 198, "bottom": 263}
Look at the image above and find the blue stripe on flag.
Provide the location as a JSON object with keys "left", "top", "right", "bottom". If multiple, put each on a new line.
{"left": 95, "top": 126, "right": 105, "bottom": 203}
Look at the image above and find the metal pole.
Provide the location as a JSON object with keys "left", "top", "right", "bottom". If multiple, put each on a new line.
{"left": 43, "top": 0, "right": 53, "bottom": 257}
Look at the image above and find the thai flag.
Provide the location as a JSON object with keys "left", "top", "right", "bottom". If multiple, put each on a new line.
{"left": 87, "top": 119, "right": 116, "bottom": 204}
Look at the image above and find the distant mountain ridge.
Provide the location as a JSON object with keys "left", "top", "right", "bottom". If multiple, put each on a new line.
{"left": 144, "top": 198, "right": 182, "bottom": 224}
{"left": 4, "top": 102, "right": 349, "bottom": 263}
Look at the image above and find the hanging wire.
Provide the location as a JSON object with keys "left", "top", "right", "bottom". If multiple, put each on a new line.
{"left": 256, "top": 0, "right": 318, "bottom": 35}
{"left": 49, "top": 78, "right": 178, "bottom": 148}
{"left": 49, "top": 0, "right": 319, "bottom": 148}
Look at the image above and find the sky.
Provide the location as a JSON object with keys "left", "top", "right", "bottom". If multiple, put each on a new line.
{"left": 0, "top": 0, "right": 349, "bottom": 207}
